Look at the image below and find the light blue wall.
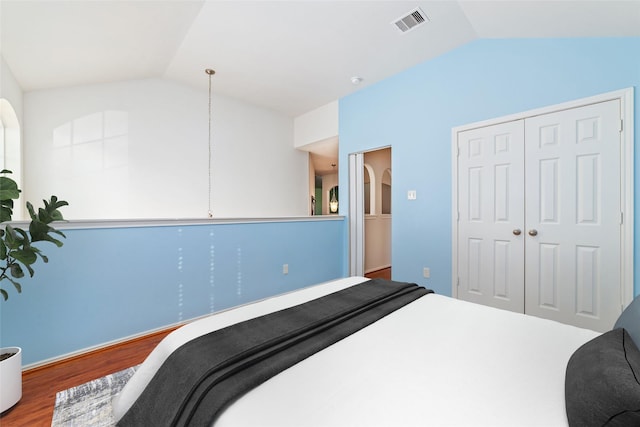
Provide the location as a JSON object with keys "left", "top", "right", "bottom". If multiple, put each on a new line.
{"left": 0, "top": 219, "right": 345, "bottom": 366}
{"left": 339, "top": 38, "right": 640, "bottom": 297}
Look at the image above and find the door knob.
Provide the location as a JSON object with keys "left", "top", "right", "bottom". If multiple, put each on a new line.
{"left": 513, "top": 229, "right": 522, "bottom": 236}
{"left": 528, "top": 229, "right": 538, "bottom": 236}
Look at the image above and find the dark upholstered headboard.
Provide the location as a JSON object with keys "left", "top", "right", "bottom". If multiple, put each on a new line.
{"left": 565, "top": 296, "right": 640, "bottom": 426}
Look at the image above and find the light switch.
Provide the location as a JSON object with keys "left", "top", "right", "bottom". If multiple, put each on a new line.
{"left": 408, "top": 190, "right": 417, "bottom": 200}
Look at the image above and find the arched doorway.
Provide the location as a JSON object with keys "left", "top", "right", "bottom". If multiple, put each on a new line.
{"left": 0, "top": 99, "right": 22, "bottom": 219}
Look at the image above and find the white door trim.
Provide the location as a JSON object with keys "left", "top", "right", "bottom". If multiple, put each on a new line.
{"left": 349, "top": 152, "right": 365, "bottom": 276}
{"left": 452, "top": 87, "right": 634, "bottom": 307}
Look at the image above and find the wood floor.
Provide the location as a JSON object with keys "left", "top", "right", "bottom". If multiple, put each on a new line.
{"left": 1, "top": 271, "right": 392, "bottom": 426}
{"left": 0, "top": 327, "right": 178, "bottom": 427}
{"left": 364, "top": 267, "right": 391, "bottom": 280}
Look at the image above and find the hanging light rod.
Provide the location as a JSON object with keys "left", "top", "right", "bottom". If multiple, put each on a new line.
{"left": 206, "top": 68, "right": 216, "bottom": 218}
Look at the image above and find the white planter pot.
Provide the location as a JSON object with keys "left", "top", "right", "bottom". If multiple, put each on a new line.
{"left": 0, "top": 347, "right": 22, "bottom": 413}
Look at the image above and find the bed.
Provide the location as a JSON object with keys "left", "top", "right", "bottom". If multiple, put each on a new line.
{"left": 111, "top": 276, "right": 640, "bottom": 426}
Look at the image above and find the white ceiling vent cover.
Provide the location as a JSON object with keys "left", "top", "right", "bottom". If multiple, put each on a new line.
{"left": 393, "top": 7, "right": 429, "bottom": 33}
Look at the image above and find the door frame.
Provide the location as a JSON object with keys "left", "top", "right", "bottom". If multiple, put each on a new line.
{"left": 349, "top": 152, "right": 365, "bottom": 276}
{"left": 451, "top": 87, "right": 635, "bottom": 307}
{"left": 349, "top": 147, "right": 393, "bottom": 277}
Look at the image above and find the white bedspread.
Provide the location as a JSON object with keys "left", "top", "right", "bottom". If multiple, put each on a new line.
{"left": 113, "top": 277, "right": 600, "bottom": 426}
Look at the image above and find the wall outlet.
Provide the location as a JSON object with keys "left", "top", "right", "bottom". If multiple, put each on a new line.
{"left": 283, "top": 264, "right": 289, "bottom": 275}
{"left": 423, "top": 267, "right": 430, "bottom": 278}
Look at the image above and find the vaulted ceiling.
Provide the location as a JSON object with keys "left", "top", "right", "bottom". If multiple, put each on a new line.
{"left": 2, "top": 0, "right": 639, "bottom": 119}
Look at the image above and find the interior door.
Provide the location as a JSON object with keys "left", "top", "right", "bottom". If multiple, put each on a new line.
{"left": 457, "top": 120, "right": 525, "bottom": 313}
{"left": 524, "top": 100, "right": 621, "bottom": 331}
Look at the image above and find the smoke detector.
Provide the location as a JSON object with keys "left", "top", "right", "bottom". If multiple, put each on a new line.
{"left": 392, "top": 7, "right": 429, "bottom": 33}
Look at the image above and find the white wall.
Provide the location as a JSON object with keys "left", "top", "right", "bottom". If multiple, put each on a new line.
{"left": 23, "top": 78, "right": 309, "bottom": 219}
{"left": 295, "top": 101, "right": 339, "bottom": 217}
{"left": 0, "top": 55, "right": 24, "bottom": 219}
{"left": 308, "top": 152, "right": 315, "bottom": 215}
{"left": 0, "top": 56, "right": 23, "bottom": 124}
{"left": 293, "top": 101, "right": 338, "bottom": 148}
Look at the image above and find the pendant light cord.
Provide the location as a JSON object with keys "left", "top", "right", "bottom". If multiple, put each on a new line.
{"left": 206, "top": 69, "right": 215, "bottom": 218}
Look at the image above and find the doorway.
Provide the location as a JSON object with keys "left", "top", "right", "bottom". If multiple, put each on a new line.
{"left": 349, "top": 147, "right": 392, "bottom": 279}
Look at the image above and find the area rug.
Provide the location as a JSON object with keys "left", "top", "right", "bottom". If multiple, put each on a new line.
{"left": 51, "top": 366, "right": 138, "bottom": 427}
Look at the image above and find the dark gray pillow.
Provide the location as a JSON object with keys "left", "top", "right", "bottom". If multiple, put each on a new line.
{"left": 615, "top": 296, "right": 640, "bottom": 346}
{"left": 565, "top": 328, "right": 640, "bottom": 426}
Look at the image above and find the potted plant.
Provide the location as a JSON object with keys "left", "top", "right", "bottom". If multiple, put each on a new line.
{"left": 0, "top": 170, "right": 68, "bottom": 413}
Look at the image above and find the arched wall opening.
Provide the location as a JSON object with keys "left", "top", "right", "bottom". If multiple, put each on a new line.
{"left": 0, "top": 98, "right": 22, "bottom": 219}
{"left": 382, "top": 168, "right": 391, "bottom": 215}
{"left": 363, "top": 163, "right": 375, "bottom": 215}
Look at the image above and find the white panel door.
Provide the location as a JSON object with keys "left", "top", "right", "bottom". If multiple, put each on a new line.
{"left": 457, "top": 120, "right": 525, "bottom": 313}
{"left": 524, "top": 100, "right": 621, "bottom": 331}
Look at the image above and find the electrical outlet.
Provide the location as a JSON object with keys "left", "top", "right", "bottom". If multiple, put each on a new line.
{"left": 423, "top": 267, "right": 430, "bottom": 278}
{"left": 283, "top": 264, "right": 289, "bottom": 275}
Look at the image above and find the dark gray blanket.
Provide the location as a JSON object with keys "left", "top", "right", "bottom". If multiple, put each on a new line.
{"left": 117, "top": 279, "right": 431, "bottom": 427}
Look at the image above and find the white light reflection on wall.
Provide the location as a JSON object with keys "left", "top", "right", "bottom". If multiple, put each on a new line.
{"left": 214, "top": 230, "right": 216, "bottom": 313}
{"left": 236, "top": 247, "right": 243, "bottom": 298}
{"left": 52, "top": 110, "right": 129, "bottom": 217}
{"left": 177, "top": 228, "right": 184, "bottom": 322}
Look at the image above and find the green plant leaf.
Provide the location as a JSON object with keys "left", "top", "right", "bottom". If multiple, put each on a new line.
{"left": 29, "top": 220, "right": 52, "bottom": 240}
{"left": 0, "top": 176, "right": 20, "bottom": 201}
{"left": 43, "top": 235, "right": 64, "bottom": 247}
{"left": 0, "top": 173, "right": 68, "bottom": 300}
{"left": 48, "top": 197, "right": 69, "bottom": 212}
{"left": 4, "top": 225, "right": 26, "bottom": 249}
{"left": 41, "top": 198, "right": 68, "bottom": 223}
{"left": 8, "top": 277, "right": 21, "bottom": 293}
{"left": 10, "top": 249, "right": 38, "bottom": 266}
{"left": 0, "top": 202, "right": 13, "bottom": 222}
{"left": 0, "top": 271, "right": 22, "bottom": 299}
{"left": 10, "top": 263, "right": 24, "bottom": 279}
{"left": 26, "top": 201, "right": 36, "bottom": 222}
{"left": 51, "top": 229, "right": 66, "bottom": 239}
{"left": 38, "top": 207, "right": 52, "bottom": 224}
{"left": 50, "top": 209, "right": 65, "bottom": 221}
{"left": 30, "top": 225, "right": 65, "bottom": 247}
{"left": 29, "top": 220, "right": 66, "bottom": 247}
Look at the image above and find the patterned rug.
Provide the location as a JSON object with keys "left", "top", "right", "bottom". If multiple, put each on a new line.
{"left": 51, "top": 366, "right": 138, "bottom": 427}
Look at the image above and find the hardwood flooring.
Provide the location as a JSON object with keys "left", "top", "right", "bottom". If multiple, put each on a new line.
{"left": 0, "top": 327, "right": 178, "bottom": 427}
{"left": 364, "top": 267, "right": 391, "bottom": 280}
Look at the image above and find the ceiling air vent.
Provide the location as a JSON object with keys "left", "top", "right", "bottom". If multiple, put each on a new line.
{"left": 393, "top": 7, "right": 429, "bottom": 34}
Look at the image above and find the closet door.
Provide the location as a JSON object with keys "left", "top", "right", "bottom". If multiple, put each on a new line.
{"left": 524, "top": 100, "right": 621, "bottom": 331}
{"left": 457, "top": 120, "right": 525, "bottom": 313}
